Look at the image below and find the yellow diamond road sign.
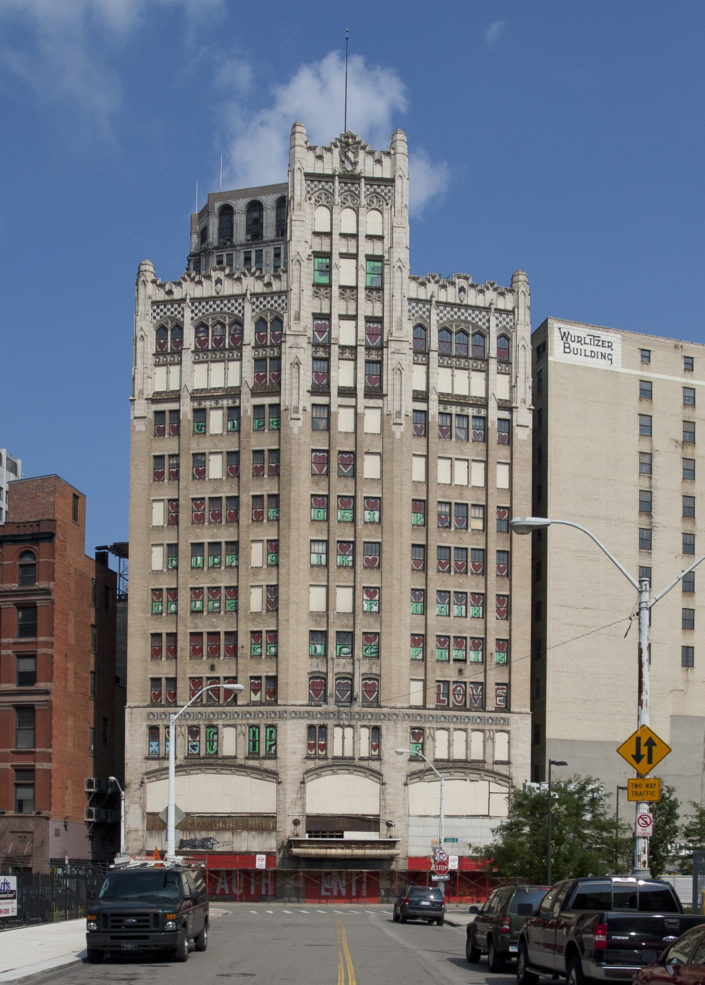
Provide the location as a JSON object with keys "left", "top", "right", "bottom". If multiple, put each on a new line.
{"left": 617, "top": 725, "right": 671, "bottom": 775}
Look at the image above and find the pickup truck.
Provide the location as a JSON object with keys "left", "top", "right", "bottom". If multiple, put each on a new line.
{"left": 516, "top": 875, "right": 704, "bottom": 985}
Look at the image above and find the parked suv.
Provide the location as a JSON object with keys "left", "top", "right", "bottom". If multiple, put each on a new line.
{"left": 393, "top": 886, "right": 446, "bottom": 925}
{"left": 85, "top": 865, "right": 209, "bottom": 963}
{"left": 466, "top": 884, "right": 549, "bottom": 971}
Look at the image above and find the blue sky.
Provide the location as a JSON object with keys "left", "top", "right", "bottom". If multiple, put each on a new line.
{"left": 0, "top": 0, "right": 703, "bottom": 556}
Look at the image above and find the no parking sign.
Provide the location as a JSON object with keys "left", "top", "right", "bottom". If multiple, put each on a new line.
{"left": 636, "top": 812, "right": 653, "bottom": 838}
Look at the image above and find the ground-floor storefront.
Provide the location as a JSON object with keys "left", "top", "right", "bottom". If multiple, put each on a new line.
{"left": 182, "top": 852, "right": 493, "bottom": 904}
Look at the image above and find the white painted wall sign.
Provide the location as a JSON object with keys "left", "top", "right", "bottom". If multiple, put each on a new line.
{"left": 553, "top": 324, "right": 621, "bottom": 370}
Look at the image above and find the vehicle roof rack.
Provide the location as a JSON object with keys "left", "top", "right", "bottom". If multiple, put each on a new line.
{"left": 109, "top": 850, "right": 205, "bottom": 870}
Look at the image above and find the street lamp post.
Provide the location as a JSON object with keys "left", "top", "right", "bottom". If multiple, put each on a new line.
{"left": 511, "top": 516, "right": 705, "bottom": 875}
{"left": 547, "top": 758, "right": 567, "bottom": 884}
{"left": 395, "top": 748, "right": 445, "bottom": 847}
{"left": 108, "top": 775, "right": 125, "bottom": 856}
{"left": 167, "top": 682, "right": 243, "bottom": 859}
{"left": 615, "top": 784, "right": 628, "bottom": 869}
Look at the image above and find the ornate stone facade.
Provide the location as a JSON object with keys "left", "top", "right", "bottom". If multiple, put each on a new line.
{"left": 126, "top": 124, "right": 533, "bottom": 896}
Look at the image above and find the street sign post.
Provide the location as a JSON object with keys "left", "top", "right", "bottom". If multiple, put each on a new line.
{"left": 433, "top": 846, "right": 449, "bottom": 875}
{"left": 617, "top": 725, "right": 671, "bottom": 775}
{"left": 628, "top": 777, "right": 661, "bottom": 802}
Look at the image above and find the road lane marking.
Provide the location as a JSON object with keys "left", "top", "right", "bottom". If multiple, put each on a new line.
{"left": 335, "top": 915, "right": 356, "bottom": 985}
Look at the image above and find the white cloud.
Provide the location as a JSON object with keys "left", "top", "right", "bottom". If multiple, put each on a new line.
{"left": 485, "top": 19, "right": 506, "bottom": 47}
{"left": 409, "top": 149, "right": 450, "bottom": 216}
{"left": 0, "top": 0, "right": 222, "bottom": 123}
{"left": 220, "top": 50, "right": 449, "bottom": 216}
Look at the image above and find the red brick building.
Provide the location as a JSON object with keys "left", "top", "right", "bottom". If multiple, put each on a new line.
{"left": 0, "top": 476, "right": 122, "bottom": 873}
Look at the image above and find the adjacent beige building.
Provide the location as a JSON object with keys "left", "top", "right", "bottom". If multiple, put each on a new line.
{"left": 126, "top": 124, "right": 533, "bottom": 899}
{"left": 531, "top": 317, "right": 705, "bottom": 808}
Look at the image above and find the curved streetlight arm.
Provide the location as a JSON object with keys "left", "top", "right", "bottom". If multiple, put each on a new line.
{"left": 510, "top": 517, "right": 639, "bottom": 590}
{"left": 109, "top": 776, "right": 125, "bottom": 855}
{"left": 167, "top": 682, "right": 243, "bottom": 859}
{"left": 395, "top": 748, "right": 445, "bottom": 851}
{"left": 651, "top": 552, "right": 705, "bottom": 606}
{"left": 396, "top": 747, "right": 443, "bottom": 781}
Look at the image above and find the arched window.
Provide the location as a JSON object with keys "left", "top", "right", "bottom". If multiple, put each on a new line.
{"left": 275, "top": 197, "right": 287, "bottom": 238}
{"left": 472, "top": 331, "right": 486, "bottom": 359}
{"left": 170, "top": 325, "right": 183, "bottom": 351}
{"left": 497, "top": 334, "right": 511, "bottom": 361}
{"left": 246, "top": 200, "right": 263, "bottom": 241}
{"left": 194, "top": 323, "right": 209, "bottom": 349}
{"left": 455, "top": 329, "right": 469, "bottom": 357}
{"left": 270, "top": 318, "right": 283, "bottom": 345}
{"left": 367, "top": 209, "right": 383, "bottom": 236}
{"left": 155, "top": 325, "right": 168, "bottom": 352}
{"left": 413, "top": 325, "right": 426, "bottom": 352}
{"left": 212, "top": 322, "right": 225, "bottom": 349}
{"left": 18, "top": 551, "right": 37, "bottom": 587}
{"left": 340, "top": 208, "right": 357, "bottom": 234}
{"left": 228, "top": 321, "right": 243, "bottom": 348}
{"left": 313, "top": 205, "right": 331, "bottom": 232}
{"left": 254, "top": 318, "right": 268, "bottom": 346}
{"left": 439, "top": 328, "right": 452, "bottom": 354}
{"left": 218, "top": 204, "right": 234, "bottom": 245}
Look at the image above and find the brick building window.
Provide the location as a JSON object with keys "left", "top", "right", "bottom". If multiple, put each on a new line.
{"left": 15, "top": 707, "right": 35, "bottom": 748}
{"left": 17, "top": 655, "right": 36, "bottom": 686}
{"left": 17, "top": 606, "right": 37, "bottom": 638}
{"left": 15, "top": 769, "right": 35, "bottom": 813}
{"left": 17, "top": 552, "right": 37, "bottom": 587}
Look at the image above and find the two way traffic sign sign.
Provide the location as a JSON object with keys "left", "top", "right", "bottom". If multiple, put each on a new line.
{"left": 617, "top": 725, "right": 671, "bottom": 775}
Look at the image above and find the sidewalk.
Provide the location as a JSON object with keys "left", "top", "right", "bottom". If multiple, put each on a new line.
{"left": 0, "top": 919, "right": 86, "bottom": 982}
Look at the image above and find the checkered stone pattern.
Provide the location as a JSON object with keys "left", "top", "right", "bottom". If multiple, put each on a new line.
{"left": 251, "top": 294, "right": 287, "bottom": 314}
{"left": 151, "top": 301, "right": 185, "bottom": 321}
{"left": 437, "top": 305, "right": 490, "bottom": 329}
{"left": 305, "top": 178, "right": 334, "bottom": 203}
{"left": 408, "top": 300, "right": 431, "bottom": 321}
{"left": 365, "top": 184, "right": 393, "bottom": 206}
{"left": 496, "top": 311, "right": 515, "bottom": 330}
{"left": 190, "top": 298, "right": 245, "bottom": 320}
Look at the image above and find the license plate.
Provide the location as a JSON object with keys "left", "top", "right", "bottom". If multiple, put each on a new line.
{"left": 509, "top": 944, "right": 518, "bottom": 953}
{"left": 121, "top": 942, "right": 140, "bottom": 950}
{"left": 420, "top": 901, "right": 430, "bottom": 906}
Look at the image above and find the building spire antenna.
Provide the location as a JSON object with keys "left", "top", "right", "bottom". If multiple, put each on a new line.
{"left": 344, "top": 28, "right": 350, "bottom": 132}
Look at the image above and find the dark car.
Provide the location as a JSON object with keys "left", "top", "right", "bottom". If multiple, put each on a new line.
{"left": 85, "top": 865, "right": 209, "bottom": 963}
{"left": 633, "top": 923, "right": 705, "bottom": 985}
{"left": 393, "top": 886, "right": 446, "bottom": 925}
{"left": 466, "top": 884, "right": 549, "bottom": 971}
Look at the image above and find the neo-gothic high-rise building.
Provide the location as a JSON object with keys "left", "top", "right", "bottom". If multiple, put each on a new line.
{"left": 126, "top": 124, "right": 533, "bottom": 901}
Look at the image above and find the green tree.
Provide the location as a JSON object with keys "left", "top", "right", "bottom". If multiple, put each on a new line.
{"left": 674, "top": 800, "right": 705, "bottom": 874}
{"left": 480, "top": 777, "right": 618, "bottom": 883}
{"left": 648, "top": 784, "right": 681, "bottom": 878}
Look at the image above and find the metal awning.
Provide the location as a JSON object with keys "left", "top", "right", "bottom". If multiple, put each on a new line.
{"left": 288, "top": 837, "right": 399, "bottom": 858}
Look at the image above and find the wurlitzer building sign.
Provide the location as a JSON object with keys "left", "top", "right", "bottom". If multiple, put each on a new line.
{"left": 553, "top": 324, "right": 622, "bottom": 371}
{"left": 0, "top": 877, "right": 17, "bottom": 918}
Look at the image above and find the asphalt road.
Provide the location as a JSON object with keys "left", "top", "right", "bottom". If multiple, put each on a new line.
{"left": 37, "top": 903, "right": 514, "bottom": 985}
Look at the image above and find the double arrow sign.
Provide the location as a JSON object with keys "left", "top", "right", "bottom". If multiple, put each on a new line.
{"left": 617, "top": 725, "right": 671, "bottom": 775}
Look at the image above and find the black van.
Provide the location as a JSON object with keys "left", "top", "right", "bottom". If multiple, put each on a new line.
{"left": 85, "top": 865, "right": 209, "bottom": 963}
